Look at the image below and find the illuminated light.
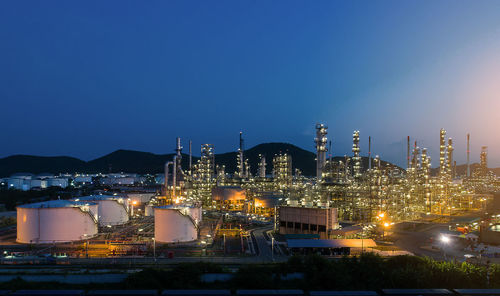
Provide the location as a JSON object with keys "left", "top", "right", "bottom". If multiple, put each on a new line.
{"left": 441, "top": 235, "right": 450, "bottom": 244}
{"left": 383, "top": 222, "right": 390, "bottom": 227}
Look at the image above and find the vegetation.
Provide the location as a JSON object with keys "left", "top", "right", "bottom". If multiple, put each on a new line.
{"left": 125, "top": 254, "right": 500, "bottom": 290}
{"left": 1, "top": 254, "right": 499, "bottom": 290}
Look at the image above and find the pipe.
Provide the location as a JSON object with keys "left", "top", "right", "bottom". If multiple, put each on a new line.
{"left": 164, "top": 161, "right": 173, "bottom": 196}
{"left": 189, "top": 140, "right": 192, "bottom": 171}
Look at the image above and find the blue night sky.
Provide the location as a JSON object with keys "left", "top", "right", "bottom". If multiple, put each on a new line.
{"left": 1, "top": 1, "right": 500, "bottom": 167}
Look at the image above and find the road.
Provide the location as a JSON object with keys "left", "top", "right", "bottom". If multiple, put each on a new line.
{"left": 392, "top": 222, "right": 447, "bottom": 259}
{"left": 392, "top": 222, "right": 481, "bottom": 262}
{"left": 251, "top": 226, "right": 287, "bottom": 263}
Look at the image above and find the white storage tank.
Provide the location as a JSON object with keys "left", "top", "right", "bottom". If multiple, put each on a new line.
{"left": 186, "top": 205, "right": 202, "bottom": 224}
{"left": 154, "top": 206, "right": 198, "bottom": 243}
{"left": 145, "top": 204, "right": 154, "bottom": 217}
{"left": 126, "top": 193, "right": 154, "bottom": 204}
{"left": 73, "top": 195, "right": 129, "bottom": 226}
{"left": 17, "top": 200, "right": 98, "bottom": 244}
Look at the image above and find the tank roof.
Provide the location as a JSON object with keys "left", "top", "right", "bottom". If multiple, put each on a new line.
{"left": 18, "top": 200, "right": 97, "bottom": 209}
{"left": 75, "top": 195, "right": 125, "bottom": 201}
{"left": 156, "top": 204, "right": 199, "bottom": 210}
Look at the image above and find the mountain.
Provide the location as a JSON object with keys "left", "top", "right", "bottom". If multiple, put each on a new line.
{"left": 86, "top": 150, "right": 196, "bottom": 174}
{"left": 0, "top": 143, "right": 410, "bottom": 177}
{"left": 430, "top": 163, "right": 500, "bottom": 177}
{"left": 0, "top": 155, "right": 87, "bottom": 177}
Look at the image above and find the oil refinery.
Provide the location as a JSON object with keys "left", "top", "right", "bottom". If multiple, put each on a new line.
{"left": 1, "top": 124, "right": 499, "bottom": 265}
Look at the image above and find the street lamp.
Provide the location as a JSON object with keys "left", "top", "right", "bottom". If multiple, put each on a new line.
{"left": 271, "top": 237, "right": 275, "bottom": 261}
{"left": 440, "top": 235, "right": 450, "bottom": 260}
{"left": 223, "top": 234, "right": 226, "bottom": 255}
{"left": 152, "top": 237, "right": 156, "bottom": 262}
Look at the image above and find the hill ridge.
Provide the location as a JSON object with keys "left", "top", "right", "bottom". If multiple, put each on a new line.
{"left": 1, "top": 143, "right": 496, "bottom": 177}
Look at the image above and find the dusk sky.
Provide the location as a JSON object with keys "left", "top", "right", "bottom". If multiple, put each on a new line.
{"left": 1, "top": 1, "right": 499, "bottom": 167}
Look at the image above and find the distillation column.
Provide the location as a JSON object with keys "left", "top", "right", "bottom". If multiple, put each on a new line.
{"left": 447, "top": 138, "right": 454, "bottom": 179}
{"left": 439, "top": 129, "right": 447, "bottom": 176}
{"left": 352, "top": 131, "right": 361, "bottom": 179}
{"left": 315, "top": 124, "right": 328, "bottom": 181}
{"left": 258, "top": 154, "right": 266, "bottom": 178}
{"left": 480, "top": 146, "right": 488, "bottom": 176}
{"left": 237, "top": 132, "right": 245, "bottom": 178}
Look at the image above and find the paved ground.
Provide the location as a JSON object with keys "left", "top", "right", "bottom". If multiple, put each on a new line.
{"left": 251, "top": 226, "right": 286, "bottom": 263}
{"left": 391, "top": 221, "right": 489, "bottom": 263}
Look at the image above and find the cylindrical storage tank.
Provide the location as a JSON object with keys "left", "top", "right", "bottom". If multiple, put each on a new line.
{"left": 155, "top": 206, "right": 197, "bottom": 243}
{"left": 145, "top": 205, "right": 154, "bottom": 217}
{"left": 126, "top": 193, "right": 154, "bottom": 204}
{"left": 186, "top": 206, "right": 202, "bottom": 224}
{"left": 74, "top": 195, "right": 129, "bottom": 226}
{"left": 17, "top": 200, "right": 98, "bottom": 244}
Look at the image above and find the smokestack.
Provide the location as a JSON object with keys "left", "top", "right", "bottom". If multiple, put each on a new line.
{"left": 407, "top": 136, "right": 410, "bottom": 169}
{"left": 189, "top": 140, "right": 192, "bottom": 170}
{"left": 466, "top": 133, "right": 470, "bottom": 177}
{"left": 238, "top": 131, "right": 245, "bottom": 178}
{"left": 329, "top": 140, "right": 332, "bottom": 161}
{"left": 176, "top": 137, "right": 182, "bottom": 158}
{"left": 239, "top": 131, "right": 244, "bottom": 151}
{"left": 164, "top": 161, "right": 172, "bottom": 195}
{"left": 368, "top": 136, "right": 372, "bottom": 170}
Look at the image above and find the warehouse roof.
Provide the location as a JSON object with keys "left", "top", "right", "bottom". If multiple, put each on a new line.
{"left": 287, "top": 239, "right": 376, "bottom": 249}
{"left": 18, "top": 200, "right": 97, "bottom": 209}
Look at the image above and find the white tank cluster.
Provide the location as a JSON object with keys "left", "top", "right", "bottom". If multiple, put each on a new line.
{"left": 154, "top": 205, "right": 202, "bottom": 243}
{"left": 17, "top": 200, "right": 98, "bottom": 244}
{"left": 73, "top": 195, "right": 129, "bottom": 226}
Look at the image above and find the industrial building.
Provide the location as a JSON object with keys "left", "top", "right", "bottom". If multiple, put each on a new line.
{"left": 279, "top": 206, "right": 339, "bottom": 239}
{"left": 73, "top": 195, "right": 129, "bottom": 226}
{"left": 16, "top": 200, "right": 98, "bottom": 244}
{"left": 7, "top": 173, "right": 69, "bottom": 191}
{"left": 212, "top": 186, "right": 246, "bottom": 211}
